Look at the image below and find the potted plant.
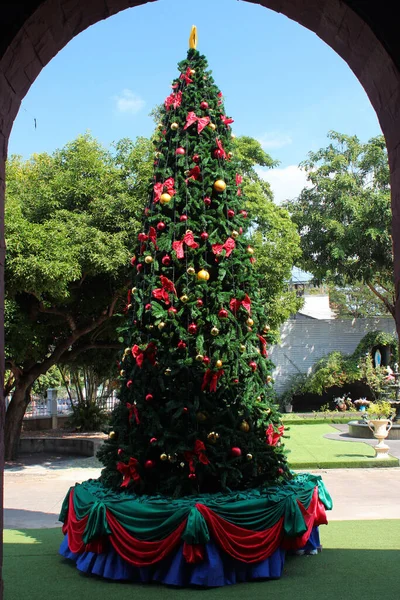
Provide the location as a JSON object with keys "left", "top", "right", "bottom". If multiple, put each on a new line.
{"left": 333, "top": 394, "right": 349, "bottom": 411}
{"left": 364, "top": 401, "right": 395, "bottom": 458}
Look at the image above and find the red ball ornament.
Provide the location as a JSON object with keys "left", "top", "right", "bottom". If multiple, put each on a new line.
{"left": 249, "top": 361, "right": 257, "bottom": 371}
{"left": 144, "top": 208, "right": 150, "bottom": 216}
{"left": 157, "top": 221, "right": 166, "bottom": 231}
{"left": 203, "top": 356, "right": 210, "bottom": 365}
{"left": 196, "top": 298, "right": 204, "bottom": 307}
{"left": 145, "top": 393, "right": 154, "bottom": 402}
{"left": 227, "top": 209, "right": 235, "bottom": 218}
{"left": 183, "top": 407, "right": 189, "bottom": 414}
{"left": 201, "top": 232, "right": 209, "bottom": 240}
{"left": 188, "top": 323, "right": 198, "bottom": 335}
{"left": 218, "top": 308, "right": 228, "bottom": 319}
{"left": 136, "top": 264, "right": 143, "bottom": 272}
{"left": 177, "top": 340, "right": 187, "bottom": 349}
{"left": 213, "top": 149, "right": 225, "bottom": 159}
{"left": 126, "top": 380, "right": 133, "bottom": 388}
{"left": 240, "top": 210, "right": 248, "bottom": 218}
{"left": 150, "top": 437, "right": 158, "bottom": 443}
{"left": 200, "top": 101, "right": 209, "bottom": 109}
{"left": 118, "top": 448, "right": 123, "bottom": 456}
{"left": 204, "top": 197, "right": 211, "bottom": 206}
{"left": 232, "top": 378, "right": 239, "bottom": 384}
{"left": 175, "top": 147, "right": 185, "bottom": 155}
{"left": 130, "top": 256, "right": 137, "bottom": 265}
{"left": 239, "top": 227, "right": 243, "bottom": 234}
{"left": 189, "top": 473, "right": 197, "bottom": 480}
{"left": 145, "top": 460, "right": 156, "bottom": 469}
{"left": 180, "top": 214, "right": 188, "bottom": 222}
{"left": 231, "top": 447, "right": 242, "bottom": 457}
{"left": 168, "top": 306, "right": 177, "bottom": 314}
{"left": 162, "top": 255, "right": 171, "bottom": 266}
{"left": 192, "top": 154, "right": 200, "bottom": 163}
{"left": 145, "top": 303, "right": 151, "bottom": 310}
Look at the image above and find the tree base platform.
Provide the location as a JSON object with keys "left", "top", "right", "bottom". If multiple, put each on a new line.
{"left": 59, "top": 473, "right": 332, "bottom": 588}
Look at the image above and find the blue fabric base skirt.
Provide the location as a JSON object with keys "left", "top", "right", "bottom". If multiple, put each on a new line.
{"left": 60, "top": 527, "right": 321, "bottom": 587}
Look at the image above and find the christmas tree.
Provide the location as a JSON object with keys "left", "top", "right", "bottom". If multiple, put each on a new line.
{"left": 98, "top": 27, "right": 290, "bottom": 497}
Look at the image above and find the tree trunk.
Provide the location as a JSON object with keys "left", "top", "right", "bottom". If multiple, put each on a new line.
{"left": 4, "top": 381, "right": 33, "bottom": 460}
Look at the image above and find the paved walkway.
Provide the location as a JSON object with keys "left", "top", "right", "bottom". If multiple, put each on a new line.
{"left": 5, "top": 427, "right": 400, "bottom": 529}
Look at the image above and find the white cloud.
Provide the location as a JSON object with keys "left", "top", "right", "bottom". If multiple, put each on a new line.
{"left": 114, "top": 89, "right": 145, "bottom": 114}
{"left": 257, "top": 131, "right": 292, "bottom": 149}
{"left": 256, "top": 165, "right": 311, "bottom": 204}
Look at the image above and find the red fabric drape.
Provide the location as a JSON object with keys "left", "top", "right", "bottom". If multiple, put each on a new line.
{"left": 182, "top": 542, "right": 205, "bottom": 564}
{"left": 106, "top": 511, "right": 187, "bottom": 566}
{"left": 195, "top": 503, "right": 284, "bottom": 563}
{"left": 282, "top": 488, "right": 327, "bottom": 550}
{"left": 63, "top": 490, "right": 88, "bottom": 554}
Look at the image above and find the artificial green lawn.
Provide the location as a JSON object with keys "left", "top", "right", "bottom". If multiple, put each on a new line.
{"left": 4, "top": 521, "right": 400, "bottom": 600}
{"left": 285, "top": 423, "right": 399, "bottom": 469}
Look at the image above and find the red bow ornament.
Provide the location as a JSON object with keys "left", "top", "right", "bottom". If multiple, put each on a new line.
{"left": 212, "top": 237, "right": 236, "bottom": 258}
{"left": 184, "top": 440, "right": 210, "bottom": 474}
{"left": 257, "top": 334, "right": 268, "bottom": 357}
{"left": 266, "top": 424, "right": 284, "bottom": 446}
{"left": 152, "top": 275, "right": 177, "bottom": 305}
{"left": 131, "top": 342, "right": 157, "bottom": 368}
{"left": 126, "top": 402, "right": 140, "bottom": 425}
{"left": 180, "top": 67, "right": 193, "bottom": 85}
{"left": 184, "top": 111, "right": 210, "bottom": 134}
{"left": 185, "top": 165, "right": 202, "bottom": 184}
{"left": 164, "top": 90, "right": 182, "bottom": 110}
{"left": 220, "top": 114, "right": 234, "bottom": 127}
{"left": 117, "top": 457, "right": 141, "bottom": 487}
{"left": 201, "top": 369, "right": 225, "bottom": 393}
{"left": 236, "top": 173, "right": 243, "bottom": 196}
{"left": 214, "top": 138, "right": 227, "bottom": 159}
{"left": 172, "top": 231, "right": 199, "bottom": 259}
{"left": 153, "top": 177, "right": 176, "bottom": 203}
{"left": 229, "top": 294, "right": 251, "bottom": 315}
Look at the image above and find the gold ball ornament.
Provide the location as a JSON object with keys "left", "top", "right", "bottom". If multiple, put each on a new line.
{"left": 256, "top": 396, "right": 262, "bottom": 402}
{"left": 231, "top": 230, "right": 239, "bottom": 239}
{"left": 246, "top": 317, "right": 254, "bottom": 327}
{"left": 247, "top": 246, "right": 255, "bottom": 255}
{"left": 119, "top": 369, "right": 126, "bottom": 377}
{"left": 239, "top": 344, "right": 246, "bottom": 352}
{"left": 131, "top": 287, "right": 137, "bottom": 294}
{"left": 263, "top": 325, "right": 271, "bottom": 333}
{"left": 208, "top": 123, "right": 216, "bottom": 131}
{"left": 109, "top": 431, "right": 116, "bottom": 439}
{"left": 187, "top": 267, "right": 196, "bottom": 275}
{"left": 216, "top": 359, "right": 223, "bottom": 368}
{"left": 196, "top": 411, "right": 208, "bottom": 422}
{"left": 148, "top": 324, "right": 154, "bottom": 330}
{"left": 266, "top": 376, "right": 272, "bottom": 383}
{"left": 160, "top": 453, "right": 168, "bottom": 461}
{"left": 240, "top": 420, "right": 250, "bottom": 432}
{"left": 157, "top": 123, "right": 163, "bottom": 129}
{"left": 207, "top": 431, "right": 220, "bottom": 443}
{"left": 228, "top": 152, "right": 233, "bottom": 158}
{"left": 127, "top": 304, "right": 132, "bottom": 309}
{"left": 144, "top": 255, "right": 153, "bottom": 264}
{"left": 170, "top": 122, "right": 179, "bottom": 130}
{"left": 246, "top": 453, "right": 253, "bottom": 461}
{"left": 180, "top": 294, "right": 189, "bottom": 303}
{"left": 213, "top": 179, "right": 227, "bottom": 192}
{"left": 160, "top": 193, "right": 172, "bottom": 205}
{"left": 164, "top": 368, "right": 172, "bottom": 376}
{"left": 168, "top": 454, "right": 177, "bottom": 463}
{"left": 197, "top": 269, "right": 210, "bottom": 281}
{"left": 158, "top": 321, "right": 166, "bottom": 330}
{"left": 189, "top": 69, "right": 196, "bottom": 75}
{"left": 180, "top": 462, "right": 185, "bottom": 468}
{"left": 196, "top": 354, "right": 204, "bottom": 362}
{"left": 211, "top": 326, "right": 219, "bottom": 337}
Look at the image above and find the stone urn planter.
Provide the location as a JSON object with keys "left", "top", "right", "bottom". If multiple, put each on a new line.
{"left": 367, "top": 419, "right": 393, "bottom": 458}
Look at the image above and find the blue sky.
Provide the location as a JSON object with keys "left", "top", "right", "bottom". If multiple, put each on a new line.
{"left": 9, "top": 0, "right": 382, "bottom": 202}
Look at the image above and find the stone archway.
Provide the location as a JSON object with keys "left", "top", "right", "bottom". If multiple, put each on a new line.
{"left": 1, "top": 0, "right": 400, "bottom": 596}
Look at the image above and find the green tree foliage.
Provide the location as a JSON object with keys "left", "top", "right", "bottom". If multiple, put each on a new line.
{"left": 98, "top": 48, "right": 292, "bottom": 496}
{"left": 4, "top": 133, "right": 153, "bottom": 458}
{"left": 285, "top": 131, "right": 393, "bottom": 319}
{"left": 329, "top": 283, "right": 391, "bottom": 318}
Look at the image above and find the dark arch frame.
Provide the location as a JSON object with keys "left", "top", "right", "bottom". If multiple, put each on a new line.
{"left": 1, "top": 1, "right": 400, "bottom": 596}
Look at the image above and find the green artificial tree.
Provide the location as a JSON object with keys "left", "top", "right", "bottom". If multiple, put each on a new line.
{"left": 98, "top": 30, "right": 290, "bottom": 497}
